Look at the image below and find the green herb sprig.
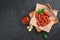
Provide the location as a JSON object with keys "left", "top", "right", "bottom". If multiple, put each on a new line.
{"left": 38, "top": 8, "right": 45, "bottom": 14}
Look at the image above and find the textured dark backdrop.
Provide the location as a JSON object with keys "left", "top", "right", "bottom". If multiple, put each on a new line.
{"left": 0, "top": 0, "right": 60, "bottom": 40}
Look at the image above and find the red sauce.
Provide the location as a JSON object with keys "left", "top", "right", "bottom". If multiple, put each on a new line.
{"left": 22, "top": 16, "right": 30, "bottom": 25}
{"left": 35, "top": 11, "right": 51, "bottom": 27}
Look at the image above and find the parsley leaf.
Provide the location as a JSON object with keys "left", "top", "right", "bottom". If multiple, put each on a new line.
{"left": 38, "top": 10, "right": 41, "bottom": 14}
{"left": 41, "top": 8, "right": 45, "bottom": 13}
{"left": 37, "top": 8, "right": 45, "bottom": 14}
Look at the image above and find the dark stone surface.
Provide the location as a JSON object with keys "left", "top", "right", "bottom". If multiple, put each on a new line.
{"left": 0, "top": 0, "right": 60, "bottom": 40}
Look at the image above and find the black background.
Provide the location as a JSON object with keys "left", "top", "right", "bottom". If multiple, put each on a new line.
{"left": 0, "top": 0, "right": 60, "bottom": 40}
